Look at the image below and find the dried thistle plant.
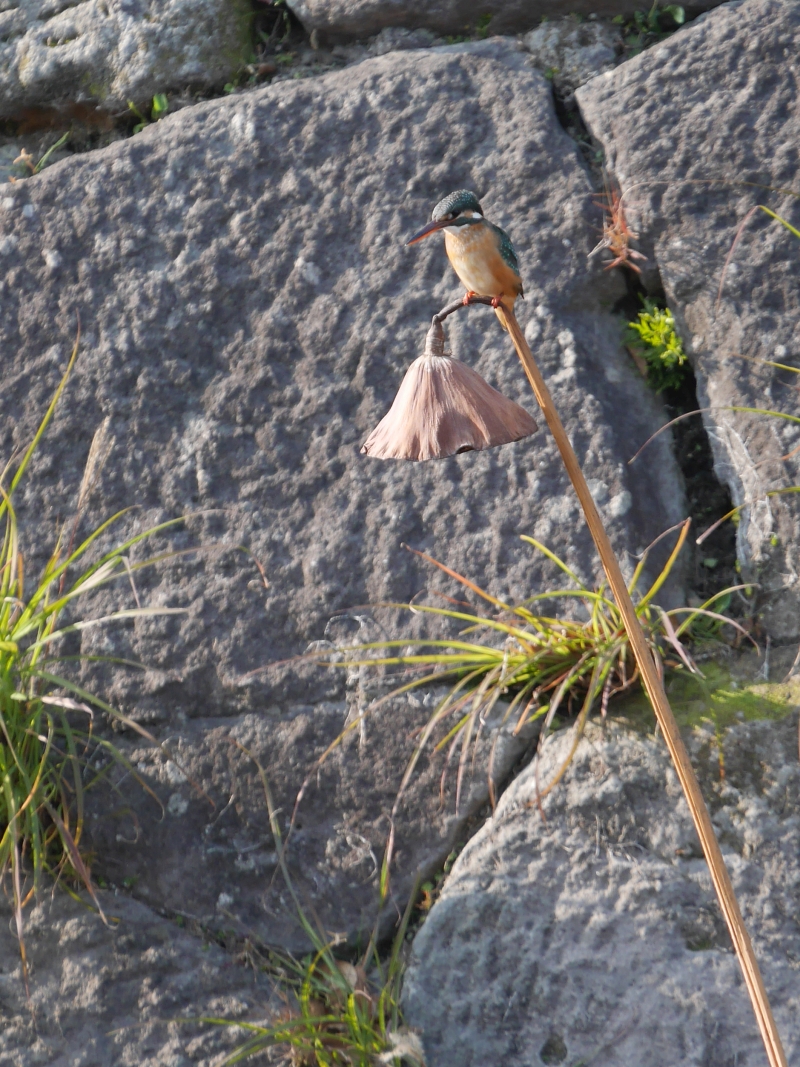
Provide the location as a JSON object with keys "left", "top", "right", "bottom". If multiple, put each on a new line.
{"left": 590, "top": 184, "right": 648, "bottom": 274}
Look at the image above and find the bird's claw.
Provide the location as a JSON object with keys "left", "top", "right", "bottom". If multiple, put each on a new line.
{"left": 462, "top": 291, "right": 478, "bottom": 306}
{"left": 490, "top": 295, "right": 504, "bottom": 309}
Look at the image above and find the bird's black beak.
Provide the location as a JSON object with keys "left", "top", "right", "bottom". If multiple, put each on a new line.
{"left": 407, "top": 218, "right": 449, "bottom": 245}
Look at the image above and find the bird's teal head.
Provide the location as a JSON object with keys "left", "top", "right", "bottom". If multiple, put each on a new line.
{"left": 407, "top": 189, "right": 484, "bottom": 244}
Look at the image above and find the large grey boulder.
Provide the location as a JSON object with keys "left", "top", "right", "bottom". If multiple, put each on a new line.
{"left": 0, "top": 41, "right": 684, "bottom": 945}
{"left": 0, "top": 0, "right": 251, "bottom": 118}
{"left": 404, "top": 713, "right": 800, "bottom": 1066}
{"left": 576, "top": 0, "right": 800, "bottom": 640}
{"left": 0, "top": 890, "right": 271, "bottom": 1066}
{"left": 87, "top": 689, "right": 532, "bottom": 951}
{"left": 0, "top": 39, "right": 685, "bottom": 722}
{"left": 287, "top": 0, "right": 725, "bottom": 44}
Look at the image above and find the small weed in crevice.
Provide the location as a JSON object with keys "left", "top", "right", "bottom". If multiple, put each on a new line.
{"left": 8, "top": 130, "right": 71, "bottom": 180}
{"left": 613, "top": 2, "right": 685, "bottom": 56}
{"left": 625, "top": 295, "right": 688, "bottom": 392}
{"left": 128, "top": 93, "right": 169, "bottom": 134}
{"left": 245, "top": 0, "right": 322, "bottom": 85}
{"left": 475, "top": 13, "right": 493, "bottom": 39}
{"left": 254, "top": 0, "right": 295, "bottom": 52}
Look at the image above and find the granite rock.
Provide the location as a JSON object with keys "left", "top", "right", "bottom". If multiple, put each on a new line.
{"left": 0, "top": 0, "right": 251, "bottom": 119}
{"left": 0, "top": 890, "right": 272, "bottom": 1066}
{"left": 85, "top": 687, "right": 533, "bottom": 952}
{"left": 576, "top": 0, "right": 800, "bottom": 639}
{"left": 0, "top": 41, "right": 685, "bottom": 723}
{"left": 286, "top": 0, "right": 726, "bottom": 45}
{"left": 404, "top": 713, "right": 800, "bottom": 1066}
{"left": 0, "top": 43, "right": 684, "bottom": 944}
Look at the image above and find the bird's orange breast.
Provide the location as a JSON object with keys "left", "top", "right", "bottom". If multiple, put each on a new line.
{"left": 444, "top": 225, "right": 522, "bottom": 301}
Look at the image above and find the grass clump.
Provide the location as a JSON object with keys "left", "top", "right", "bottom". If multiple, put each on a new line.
{"left": 0, "top": 339, "right": 186, "bottom": 989}
{"left": 202, "top": 746, "right": 425, "bottom": 1066}
{"left": 625, "top": 296, "right": 688, "bottom": 392}
{"left": 207, "top": 919, "right": 422, "bottom": 1067}
{"left": 298, "top": 522, "right": 742, "bottom": 818}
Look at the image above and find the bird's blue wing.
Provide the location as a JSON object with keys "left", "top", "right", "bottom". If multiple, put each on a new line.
{"left": 491, "top": 223, "right": 520, "bottom": 276}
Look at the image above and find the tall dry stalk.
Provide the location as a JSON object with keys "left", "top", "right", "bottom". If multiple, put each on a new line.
{"left": 492, "top": 298, "right": 787, "bottom": 1067}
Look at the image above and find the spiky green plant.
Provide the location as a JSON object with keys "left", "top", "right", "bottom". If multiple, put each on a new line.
{"left": 625, "top": 296, "right": 688, "bottom": 392}
{"left": 0, "top": 339, "right": 186, "bottom": 989}
{"left": 286, "top": 522, "right": 744, "bottom": 834}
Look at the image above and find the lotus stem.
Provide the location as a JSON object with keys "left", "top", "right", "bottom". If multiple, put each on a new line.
{"left": 486, "top": 298, "right": 785, "bottom": 1067}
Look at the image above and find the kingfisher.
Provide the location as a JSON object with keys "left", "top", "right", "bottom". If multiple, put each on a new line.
{"left": 407, "top": 189, "right": 523, "bottom": 328}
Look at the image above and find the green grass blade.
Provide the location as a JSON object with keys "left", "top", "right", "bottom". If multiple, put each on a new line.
{"left": 21, "top": 606, "right": 187, "bottom": 652}
{"left": 519, "top": 535, "right": 588, "bottom": 589}
{"left": 2, "top": 336, "right": 79, "bottom": 513}
{"left": 638, "top": 518, "right": 691, "bottom": 608}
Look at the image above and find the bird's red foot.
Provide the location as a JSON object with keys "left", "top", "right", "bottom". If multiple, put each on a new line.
{"left": 490, "top": 294, "right": 505, "bottom": 309}
{"left": 462, "top": 290, "right": 478, "bottom": 306}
